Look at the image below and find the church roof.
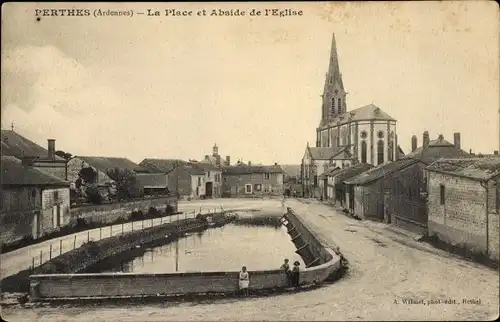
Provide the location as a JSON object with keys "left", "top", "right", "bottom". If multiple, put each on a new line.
{"left": 321, "top": 104, "right": 396, "bottom": 129}
{"left": 307, "top": 146, "right": 350, "bottom": 161}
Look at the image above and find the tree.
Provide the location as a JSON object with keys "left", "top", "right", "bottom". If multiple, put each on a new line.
{"left": 55, "top": 150, "right": 72, "bottom": 161}
{"left": 106, "top": 167, "right": 142, "bottom": 201}
{"left": 78, "top": 167, "right": 97, "bottom": 185}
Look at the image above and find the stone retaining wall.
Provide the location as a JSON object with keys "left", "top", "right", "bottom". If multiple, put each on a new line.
{"left": 29, "top": 208, "right": 341, "bottom": 300}
{"left": 69, "top": 196, "right": 178, "bottom": 225}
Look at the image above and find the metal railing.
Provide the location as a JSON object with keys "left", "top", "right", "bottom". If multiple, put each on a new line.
{"left": 29, "top": 206, "right": 224, "bottom": 272}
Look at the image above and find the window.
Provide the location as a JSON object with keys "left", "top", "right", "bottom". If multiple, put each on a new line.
{"left": 197, "top": 177, "right": 201, "bottom": 186}
{"left": 245, "top": 184, "right": 252, "bottom": 194}
{"left": 264, "top": 184, "right": 270, "bottom": 192}
{"left": 388, "top": 140, "right": 394, "bottom": 162}
{"left": 313, "top": 175, "right": 318, "bottom": 186}
{"left": 361, "top": 141, "right": 367, "bottom": 163}
{"left": 264, "top": 173, "right": 270, "bottom": 180}
{"left": 254, "top": 184, "right": 262, "bottom": 192}
{"left": 337, "top": 98, "right": 342, "bottom": 114}
{"left": 53, "top": 190, "right": 59, "bottom": 200}
{"left": 208, "top": 171, "right": 211, "bottom": 178}
{"left": 223, "top": 176, "right": 227, "bottom": 182}
{"left": 360, "top": 131, "right": 367, "bottom": 139}
{"left": 378, "top": 131, "right": 384, "bottom": 139}
{"left": 331, "top": 98, "right": 335, "bottom": 112}
{"left": 329, "top": 76, "right": 333, "bottom": 84}
{"left": 377, "top": 140, "right": 384, "bottom": 165}
{"left": 440, "top": 184, "right": 445, "bottom": 205}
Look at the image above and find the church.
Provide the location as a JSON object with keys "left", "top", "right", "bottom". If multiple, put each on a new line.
{"left": 301, "top": 33, "right": 401, "bottom": 197}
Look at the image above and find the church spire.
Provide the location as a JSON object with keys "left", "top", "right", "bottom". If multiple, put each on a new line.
{"left": 320, "top": 32, "right": 347, "bottom": 128}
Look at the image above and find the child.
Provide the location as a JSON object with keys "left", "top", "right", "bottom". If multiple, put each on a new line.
{"left": 291, "top": 261, "right": 301, "bottom": 287}
{"left": 280, "top": 259, "right": 292, "bottom": 287}
{"left": 239, "top": 266, "right": 250, "bottom": 296}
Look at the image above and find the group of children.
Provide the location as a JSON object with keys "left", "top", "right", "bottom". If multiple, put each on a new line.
{"left": 238, "top": 259, "right": 301, "bottom": 296}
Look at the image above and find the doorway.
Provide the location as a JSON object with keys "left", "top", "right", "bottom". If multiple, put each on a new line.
{"left": 205, "top": 182, "right": 213, "bottom": 198}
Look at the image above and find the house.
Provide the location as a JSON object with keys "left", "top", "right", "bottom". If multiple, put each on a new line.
{"left": 281, "top": 165, "right": 302, "bottom": 197}
{"left": 133, "top": 167, "right": 169, "bottom": 196}
{"left": 345, "top": 133, "right": 471, "bottom": 231}
{"left": 319, "top": 166, "right": 340, "bottom": 200}
{"left": 191, "top": 162, "right": 222, "bottom": 198}
{"left": 139, "top": 159, "right": 206, "bottom": 199}
{"left": 425, "top": 157, "right": 500, "bottom": 261}
{"left": 326, "top": 163, "right": 373, "bottom": 206}
{"left": 222, "top": 163, "right": 283, "bottom": 197}
{"left": 1, "top": 156, "right": 71, "bottom": 245}
{"left": 1, "top": 130, "right": 67, "bottom": 180}
{"left": 301, "top": 143, "right": 352, "bottom": 198}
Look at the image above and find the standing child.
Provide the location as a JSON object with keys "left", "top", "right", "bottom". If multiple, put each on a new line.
{"left": 280, "top": 258, "right": 291, "bottom": 287}
{"left": 292, "top": 261, "right": 301, "bottom": 287}
{"left": 239, "top": 266, "right": 250, "bottom": 296}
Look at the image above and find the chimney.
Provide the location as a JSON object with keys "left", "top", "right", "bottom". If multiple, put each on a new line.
{"left": 248, "top": 161, "right": 252, "bottom": 166}
{"left": 494, "top": 150, "right": 498, "bottom": 155}
{"left": 411, "top": 135, "right": 417, "bottom": 152}
{"left": 47, "top": 139, "right": 55, "bottom": 160}
{"left": 423, "top": 131, "right": 430, "bottom": 148}
{"left": 438, "top": 134, "right": 444, "bottom": 140}
{"left": 274, "top": 162, "right": 278, "bottom": 166}
{"left": 225, "top": 156, "right": 231, "bottom": 165}
{"left": 453, "top": 132, "right": 461, "bottom": 150}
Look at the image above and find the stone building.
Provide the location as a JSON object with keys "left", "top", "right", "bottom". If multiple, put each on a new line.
{"left": 1, "top": 130, "right": 67, "bottom": 180}
{"left": 139, "top": 159, "right": 206, "bottom": 199}
{"left": 1, "top": 156, "right": 70, "bottom": 245}
{"left": 326, "top": 163, "right": 373, "bottom": 206}
{"left": 222, "top": 163, "right": 283, "bottom": 197}
{"left": 345, "top": 133, "right": 471, "bottom": 230}
{"left": 191, "top": 162, "right": 222, "bottom": 198}
{"left": 426, "top": 157, "right": 500, "bottom": 262}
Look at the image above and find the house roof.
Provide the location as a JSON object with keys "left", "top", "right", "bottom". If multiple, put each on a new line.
{"left": 403, "top": 137, "right": 471, "bottom": 164}
{"left": 135, "top": 173, "right": 168, "bottom": 188}
{"left": 191, "top": 162, "right": 220, "bottom": 172}
{"left": 319, "top": 167, "right": 340, "bottom": 179}
{"left": 426, "top": 157, "right": 500, "bottom": 181}
{"left": 321, "top": 104, "right": 396, "bottom": 129}
{"left": 1, "top": 130, "right": 64, "bottom": 161}
{"left": 307, "top": 146, "right": 350, "bottom": 161}
{"left": 328, "top": 163, "right": 374, "bottom": 182}
{"left": 1, "top": 156, "right": 69, "bottom": 186}
{"left": 222, "top": 164, "right": 283, "bottom": 175}
{"left": 139, "top": 159, "right": 205, "bottom": 176}
{"left": 280, "top": 165, "right": 301, "bottom": 178}
{"left": 76, "top": 156, "right": 140, "bottom": 173}
{"left": 345, "top": 158, "right": 420, "bottom": 186}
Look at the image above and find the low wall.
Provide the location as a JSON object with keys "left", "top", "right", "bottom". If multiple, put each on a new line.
{"left": 29, "top": 208, "right": 341, "bottom": 301}
{"left": 69, "top": 196, "right": 178, "bottom": 225}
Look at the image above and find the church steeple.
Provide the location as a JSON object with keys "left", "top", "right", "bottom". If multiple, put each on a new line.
{"left": 320, "top": 32, "right": 347, "bottom": 127}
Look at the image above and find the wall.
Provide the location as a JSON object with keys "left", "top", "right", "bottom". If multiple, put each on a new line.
{"left": 222, "top": 172, "right": 283, "bottom": 197}
{"left": 1, "top": 186, "right": 41, "bottom": 212}
{"left": 190, "top": 174, "right": 206, "bottom": 199}
{"left": 204, "top": 169, "right": 222, "bottom": 198}
{"left": 386, "top": 162, "right": 428, "bottom": 232}
{"left": 67, "top": 158, "right": 111, "bottom": 186}
{"left": 427, "top": 171, "right": 493, "bottom": 258}
{"left": 0, "top": 209, "right": 36, "bottom": 245}
{"left": 41, "top": 188, "right": 71, "bottom": 235}
{"left": 29, "top": 210, "right": 341, "bottom": 300}
{"left": 69, "top": 196, "right": 178, "bottom": 225}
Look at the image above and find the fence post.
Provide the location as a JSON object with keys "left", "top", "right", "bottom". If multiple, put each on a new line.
{"left": 32, "top": 257, "right": 35, "bottom": 271}
{"left": 39, "top": 250, "right": 42, "bottom": 266}
{"left": 49, "top": 244, "right": 52, "bottom": 260}
{"left": 110, "top": 226, "right": 113, "bottom": 237}
{"left": 99, "top": 227, "right": 102, "bottom": 240}
{"left": 161, "top": 217, "right": 163, "bottom": 225}
{"left": 60, "top": 239, "right": 63, "bottom": 255}
{"left": 151, "top": 218, "right": 154, "bottom": 228}
{"left": 87, "top": 231, "right": 90, "bottom": 243}
{"left": 142, "top": 220, "right": 144, "bottom": 230}
{"left": 132, "top": 221, "right": 134, "bottom": 231}
{"left": 122, "top": 223, "right": 124, "bottom": 234}
{"left": 74, "top": 235, "right": 77, "bottom": 249}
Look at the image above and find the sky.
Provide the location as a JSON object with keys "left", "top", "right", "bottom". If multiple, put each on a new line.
{"left": 1, "top": 1, "right": 499, "bottom": 165}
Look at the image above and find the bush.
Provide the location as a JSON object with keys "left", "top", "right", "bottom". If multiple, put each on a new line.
{"left": 165, "top": 204, "right": 175, "bottom": 215}
{"left": 147, "top": 207, "right": 161, "bottom": 217}
{"left": 85, "top": 185, "right": 103, "bottom": 204}
{"left": 131, "top": 210, "right": 144, "bottom": 221}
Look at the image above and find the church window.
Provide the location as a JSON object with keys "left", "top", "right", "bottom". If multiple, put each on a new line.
{"left": 331, "top": 98, "right": 335, "bottom": 112}
{"left": 377, "top": 140, "right": 384, "bottom": 165}
{"left": 378, "top": 131, "right": 384, "bottom": 139}
{"left": 338, "top": 98, "right": 342, "bottom": 114}
{"left": 360, "top": 131, "right": 367, "bottom": 139}
{"left": 361, "top": 141, "right": 367, "bottom": 163}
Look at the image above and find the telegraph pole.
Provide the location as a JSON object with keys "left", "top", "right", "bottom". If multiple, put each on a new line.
{"left": 175, "top": 160, "right": 180, "bottom": 272}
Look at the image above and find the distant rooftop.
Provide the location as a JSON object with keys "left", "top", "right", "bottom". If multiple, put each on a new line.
{"left": 426, "top": 157, "right": 500, "bottom": 181}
